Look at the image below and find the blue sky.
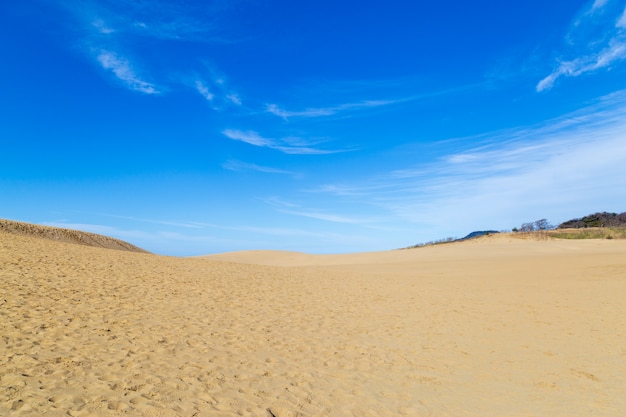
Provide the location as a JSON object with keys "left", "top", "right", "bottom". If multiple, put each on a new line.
{"left": 2, "top": 0, "right": 626, "bottom": 256}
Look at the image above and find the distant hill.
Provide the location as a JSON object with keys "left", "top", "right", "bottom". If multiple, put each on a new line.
{"left": 0, "top": 219, "right": 149, "bottom": 253}
{"left": 458, "top": 230, "right": 500, "bottom": 241}
{"left": 406, "top": 211, "right": 626, "bottom": 249}
{"left": 404, "top": 230, "right": 500, "bottom": 249}
{"left": 558, "top": 212, "right": 626, "bottom": 229}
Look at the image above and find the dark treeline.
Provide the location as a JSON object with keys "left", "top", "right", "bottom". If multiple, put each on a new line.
{"left": 558, "top": 212, "right": 626, "bottom": 229}
{"left": 407, "top": 211, "right": 625, "bottom": 249}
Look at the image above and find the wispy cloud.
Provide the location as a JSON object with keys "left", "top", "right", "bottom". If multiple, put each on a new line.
{"left": 222, "top": 129, "right": 343, "bottom": 155}
{"left": 259, "top": 197, "right": 380, "bottom": 225}
{"left": 91, "top": 18, "right": 115, "bottom": 34}
{"left": 75, "top": 0, "right": 222, "bottom": 42}
{"left": 279, "top": 210, "right": 377, "bottom": 224}
{"left": 96, "top": 50, "right": 160, "bottom": 94}
{"left": 43, "top": 222, "right": 154, "bottom": 241}
{"left": 194, "top": 80, "right": 214, "bottom": 101}
{"left": 222, "top": 159, "right": 293, "bottom": 174}
{"left": 538, "top": 2, "right": 626, "bottom": 91}
{"left": 266, "top": 98, "right": 403, "bottom": 119}
{"left": 312, "top": 91, "right": 626, "bottom": 234}
{"left": 618, "top": 6, "right": 626, "bottom": 28}
{"left": 537, "top": 41, "right": 626, "bottom": 92}
{"left": 71, "top": 211, "right": 208, "bottom": 229}
{"left": 226, "top": 93, "right": 242, "bottom": 106}
{"left": 261, "top": 197, "right": 301, "bottom": 208}
{"left": 52, "top": 0, "right": 238, "bottom": 96}
{"left": 591, "top": 0, "right": 610, "bottom": 12}
{"left": 223, "top": 129, "right": 271, "bottom": 146}
{"left": 189, "top": 67, "right": 243, "bottom": 110}
{"left": 210, "top": 224, "right": 354, "bottom": 240}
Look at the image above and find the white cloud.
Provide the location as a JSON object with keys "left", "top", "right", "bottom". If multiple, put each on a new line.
{"left": 536, "top": 65, "right": 567, "bottom": 92}
{"left": 261, "top": 197, "right": 301, "bottom": 208}
{"left": 279, "top": 210, "right": 376, "bottom": 224}
{"left": 85, "top": 0, "right": 220, "bottom": 42}
{"left": 313, "top": 91, "right": 626, "bottom": 236}
{"left": 266, "top": 98, "right": 401, "bottom": 119}
{"left": 592, "top": 0, "right": 609, "bottom": 11}
{"left": 222, "top": 129, "right": 342, "bottom": 155}
{"left": 222, "top": 129, "right": 271, "bottom": 146}
{"left": 91, "top": 18, "right": 115, "bottom": 34}
{"left": 267, "top": 104, "right": 333, "bottom": 118}
{"left": 54, "top": 0, "right": 238, "bottom": 97}
{"left": 96, "top": 50, "right": 159, "bottom": 94}
{"left": 538, "top": 2, "right": 626, "bottom": 91}
{"left": 226, "top": 93, "right": 242, "bottom": 105}
{"left": 537, "top": 40, "right": 626, "bottom": 91}
{"left": 618, "top": 7, "right": 626, "bottom": 28}
{"left": 195, "top": 80, "right": 214, "bottom": 101}
{"left": 83, "top": 213, "right": 208, "bottom": 229}
{"left": 43, "top": 222, "right": 154, "bottom": 241}
{"left": 222, "top": 160, "right": 293, "bottom": 174}
{"left": 189, "top": 71, "right": 243, "bottom": 109}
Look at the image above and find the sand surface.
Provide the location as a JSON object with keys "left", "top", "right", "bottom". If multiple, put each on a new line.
{"left": 0, "top": 220, "right": 148, "bottom": 253}
{"left": 2, "top": 229, "right": 626, "bottom": 416}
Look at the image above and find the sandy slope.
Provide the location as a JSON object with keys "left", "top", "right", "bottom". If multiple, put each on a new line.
{"left": 0, "top": 219, "right": 148, "bottom": 253}
{"left": 2, "top": 229, "right": 626, "bottom": 416}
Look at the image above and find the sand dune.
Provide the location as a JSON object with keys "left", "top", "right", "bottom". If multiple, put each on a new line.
{"left": 2, "top": 225, "right": 626, "bottom": 416}
{"left": 0, "top": 219, "right": 148, "bottom": 253}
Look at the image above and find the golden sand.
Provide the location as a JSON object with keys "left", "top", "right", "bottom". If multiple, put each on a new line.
{"left": 1, "top": 225, "right": 625, "bottom": 416}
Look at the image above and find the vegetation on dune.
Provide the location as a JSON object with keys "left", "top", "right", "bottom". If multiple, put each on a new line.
{"left": 407, "top": 211, "right": 626, "bottom": 248}
{"left": 557, "top": 211, "right": 626, "bottom": 229}
{"left": 547, "top": 227, "right": 626, "bottom": 240}
{"left": 403, "top": 230, "right": 500, "bottom": 249}
{"left": 512, "top": 213, "right": 626, "bottom": 240}
{"left": 404, "top": 236, "right": 458, "bottom": 249}
{"left": 512, "top": 218, "right": 553, "bottom": 233}
{"left": 543, "top": 212, "right": 626, "bottom": 240}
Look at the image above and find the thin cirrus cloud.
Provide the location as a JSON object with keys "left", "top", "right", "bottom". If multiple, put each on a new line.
{"left": 259, "top": 197, "right": 380, "bottom": 225}
{"left": 312, "top": 90, "right": 626, "bottom": 232}
{"left": 43, "top": 222, "right": 155, "bottom": 241}
{"left": 195, "top": 80, "right": 215, "bottom": 101}
{"left": 537, "top": 3, "right": 626, "bottom": 92}
{"left": 53, "top": 0, "right": 240, "bottom": 99}
{"left": 226, "top": 93, "right": 242, "bottom": 106}
{"left": 191, "top": 69, "right": 243, "bottom": 108}
{"left": 591, "top": 0, "right": 610, "bottom": 12}
{"left": 192, "top": 80, "right": 242, "bottom": 108}
{"left": 96, "top": 50, "right": 160, "bottom": 94}
{"left": 618, "top": 7, "right": 626, "bottom": 28}
{"left": 91, "top": 18, "right": 115, "bottom": 34}
{"left": 537, "top": 41, "right": 626, "bottom": 92}
{"left": 222, "top": 129, "right": 342, "bottom": 155}
{"left": 78, "top": 0, "right": 218, "bottom": 41}
{"left": 278, "top": 210, "right": 377, "bottom": 225}
{"left": 74, "top": 212, "right": 208, "bottom": 229}
{"left": 182, "top": 74, "right": 246, "bottom": 111}
{"left": 54, "top": 2, "right": 169, "bottom": 94}
{"left": 221, "top": 160, "right": 293, "bottom": 175}
{"left": 266, "top": 98, "right": 403, "bottom": 119}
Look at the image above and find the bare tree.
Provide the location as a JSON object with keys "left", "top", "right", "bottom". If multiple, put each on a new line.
{"left": 519, "top": 219, "right": 553, "bottom": 232}
{"left": 533, "top": 219, "right": 552, "bottom": 230}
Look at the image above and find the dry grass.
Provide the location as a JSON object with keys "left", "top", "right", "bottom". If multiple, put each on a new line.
{"left": 507, "top": 227, "right": 626, "bottom": 241}
{"left": 547, "top": 227, "right": 626, "bottom": 240}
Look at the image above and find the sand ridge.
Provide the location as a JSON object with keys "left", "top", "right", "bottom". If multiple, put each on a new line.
{"left": 2, "top": 227, "right": 626, "bottom": 416}
{"left": 203, "top": 233, "right": 622, "bottom": 266}
{"left": 0, "top": 219, "right": 148, "bottom": 253}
